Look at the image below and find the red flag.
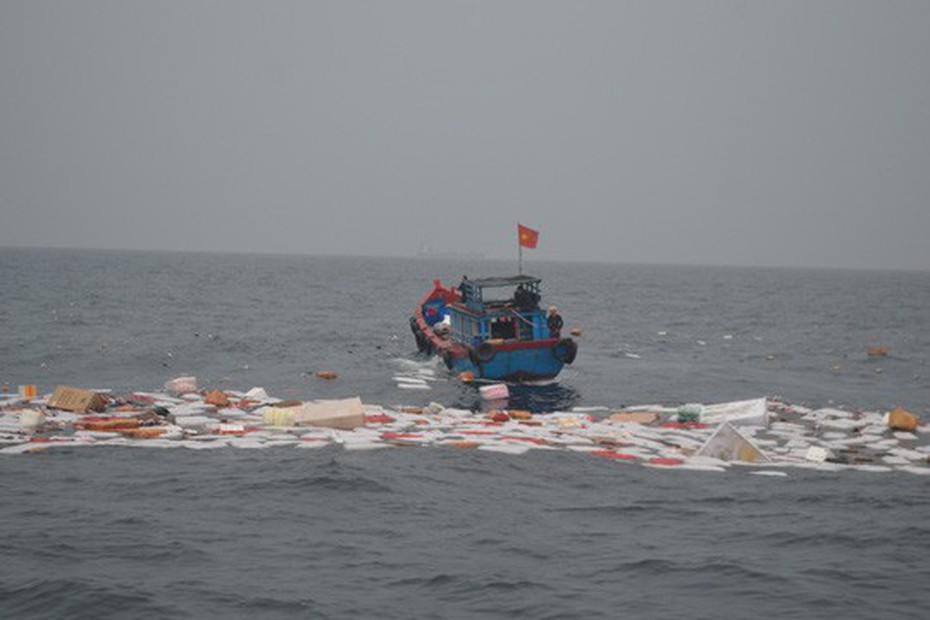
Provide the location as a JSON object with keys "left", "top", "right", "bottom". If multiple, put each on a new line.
{"left": 518, "top": 224, "right": 539, "bottom": 249}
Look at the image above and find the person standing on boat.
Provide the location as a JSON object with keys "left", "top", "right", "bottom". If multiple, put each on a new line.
{"left": 547, "top": 306, "right": 563, "bottom": 338}
{"left": 458, "top": 275, "right": 469, "bottom": 302}
{"left": 514, "top": 284, "right": 533, "bottom": 311}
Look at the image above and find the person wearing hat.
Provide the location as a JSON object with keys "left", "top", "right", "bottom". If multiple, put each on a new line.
{"left": 547, "top": 306, "right": 563, "bottom": 338}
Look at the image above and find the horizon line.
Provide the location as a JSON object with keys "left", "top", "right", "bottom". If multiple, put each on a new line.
{"left": 0, "top": 243, "right": 927, "bottom": 275}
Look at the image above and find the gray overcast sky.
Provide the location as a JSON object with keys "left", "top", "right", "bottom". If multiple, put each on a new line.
{"left": 1, "top": 1, "right": 928, "bottom": 270}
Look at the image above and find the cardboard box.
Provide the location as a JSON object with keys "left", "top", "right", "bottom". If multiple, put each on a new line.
{"left": 293, "top": 397, "right": 365, "bottom": 430}
{"left": 609, "top": 412, "right": 659, "bottom": 425}
{"left": 47, "top": 386, "right": 107, "bottom": 413}
{"left": 696, "top": 423, "right": 770, "bottom": 463}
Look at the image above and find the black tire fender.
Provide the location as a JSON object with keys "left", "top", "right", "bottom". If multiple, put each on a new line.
{"left": 553, "top": 338, "right": 577, "bottom": 364}
{"left": 411, "top": 317, "right": 428, "bottom": 352}
{"left": 474, "top": 341, "right": 496, "bottom": 363}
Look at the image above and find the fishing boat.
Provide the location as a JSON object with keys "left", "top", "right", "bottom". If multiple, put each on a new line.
{"left": 410, "top": 275, "right": 577, "bottom": 381}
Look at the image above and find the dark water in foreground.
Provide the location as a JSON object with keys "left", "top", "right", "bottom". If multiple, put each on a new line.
{"left": 2, "top": 248, "right": 930, "bottom": 618}
{"left": 3, "top": 448, "right": 929, "bottom": 620}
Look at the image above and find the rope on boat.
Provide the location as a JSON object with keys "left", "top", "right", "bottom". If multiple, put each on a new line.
{"left": 507, "top": 307, "right": 536, "bottom": 327}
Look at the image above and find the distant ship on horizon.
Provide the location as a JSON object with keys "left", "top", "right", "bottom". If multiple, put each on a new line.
{"left": 416, "top": 243, "right": 485, "bottom": 261}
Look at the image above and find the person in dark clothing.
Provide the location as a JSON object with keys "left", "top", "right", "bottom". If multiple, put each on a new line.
{"left": 458, "top": 275, "right": 469, "bottom": 302}
{"left": 514, "top": 284, "right": 531, "bottom": 310}
{"left": 514, "top": 284, "right": 540, "bottom": 311}
{"left": 547, "top": 306, "right": 563, "bottom": 338}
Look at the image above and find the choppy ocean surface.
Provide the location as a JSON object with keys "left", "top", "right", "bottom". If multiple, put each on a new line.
{"left": 2, "top": 247, "right": 929, "bottom": 619}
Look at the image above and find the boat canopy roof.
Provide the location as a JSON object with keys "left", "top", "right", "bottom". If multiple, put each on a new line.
{"left": 457, "top": 274, "right": 543, "bottom": 314}
{"left": 467, "top": 275, "right": 540, "bottom": 289}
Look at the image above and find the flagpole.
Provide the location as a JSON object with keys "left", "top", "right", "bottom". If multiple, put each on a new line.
{"left": 518, "top": 224, "right": 523, "bottom": 275}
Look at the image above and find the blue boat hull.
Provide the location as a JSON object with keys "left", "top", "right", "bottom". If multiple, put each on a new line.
{"left": 445, "top": 344, "right": 569, "bottom": 382}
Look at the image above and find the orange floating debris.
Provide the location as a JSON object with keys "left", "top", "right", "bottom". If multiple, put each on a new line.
{"left": 458, "top": 371, "right": 476, "bottom": 382}
{"left": 315, "top": 371, "right": 339, "bottom": 380}
{"left": 867, "top": 346, "right": 889, "bottom": 357}
{"left": 887, "top": 407, "right": 919, "bottom": 432}
{"left": 507, "top": 410, "right": 533, "bottom": 420}
{"left": 76, "top": 417, "right": 141, "bottom": 431}
{"left": 592, "top": 450, "right": 637, "bottom": 460}
{"left": 570, "top": 328, "right": 582, "bottom": 337}
{"left": 204, "top": 389, "right": 231, "bottom": 407}
{"left": 365, "top": 414, "right": 396, "bottom": 424}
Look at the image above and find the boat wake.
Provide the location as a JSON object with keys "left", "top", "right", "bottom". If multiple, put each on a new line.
{"left": 391, "top": 357, "right": 445, "bottom": 391}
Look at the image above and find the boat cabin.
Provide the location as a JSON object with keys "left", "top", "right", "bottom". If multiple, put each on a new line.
{"left": 448, "top": 275, "right": 551, "bottom": 347}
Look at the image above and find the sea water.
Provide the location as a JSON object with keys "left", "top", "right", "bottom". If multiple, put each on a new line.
{"left": 1, "top": 247, "right": 929, "bottom": 619}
